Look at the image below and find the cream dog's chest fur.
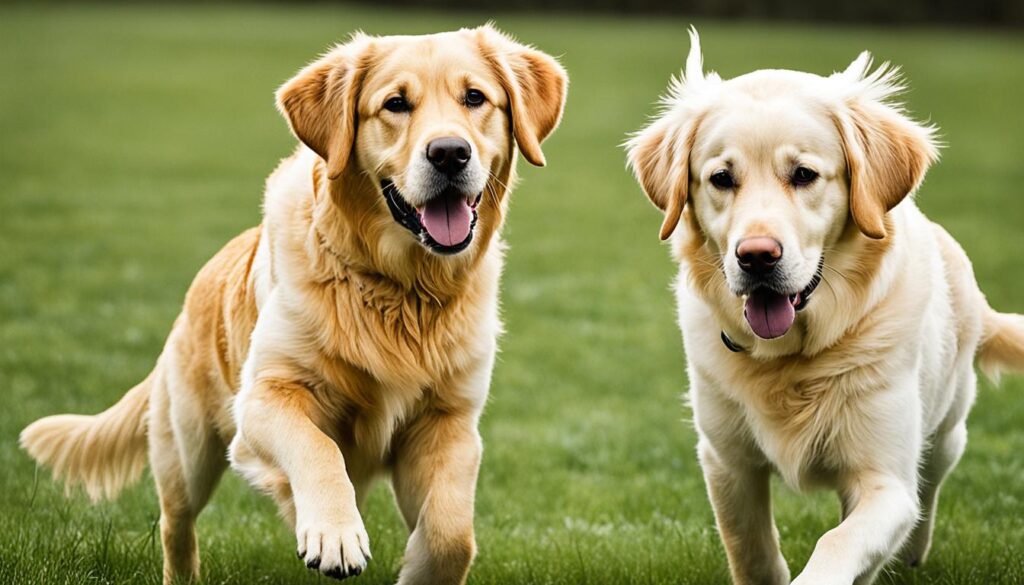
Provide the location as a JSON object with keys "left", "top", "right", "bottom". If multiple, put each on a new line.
{"left": 690, "top": 336, "right": 921, "bottom": 488}
{"left": 680, "top": 205, "right": 962, "bottom": 489}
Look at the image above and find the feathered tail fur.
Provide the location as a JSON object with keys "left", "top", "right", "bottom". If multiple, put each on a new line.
{"left": 20, "top": 375, "right": 151, "bottom": 502}
{"left": 978, "top": 309, "right": 1024, "bottom": 382}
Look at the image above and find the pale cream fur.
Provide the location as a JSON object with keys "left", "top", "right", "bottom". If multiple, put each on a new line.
{"left": 21, "top": 25, "right": 567, "bottom": 585}
{"left": 628, "top": 29, "right": 1024, "bottom": 585}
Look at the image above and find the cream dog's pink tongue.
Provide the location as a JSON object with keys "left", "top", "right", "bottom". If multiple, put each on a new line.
{"left": 419, "top": 193, "right": 471, "bottom": 247}
{"left": 744, "top": 289, "right": 796, "bottom": 340}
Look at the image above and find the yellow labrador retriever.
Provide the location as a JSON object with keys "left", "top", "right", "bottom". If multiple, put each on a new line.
{"left": 628, "top": 30, "right": 1024, "bottom": 585}
{"left": 21, "top": 25, "right": 567, "bottom": 585}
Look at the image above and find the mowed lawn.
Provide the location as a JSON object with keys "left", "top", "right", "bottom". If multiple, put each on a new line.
{"left": 1, "top": 4, "right": 1023, "bottom": 584}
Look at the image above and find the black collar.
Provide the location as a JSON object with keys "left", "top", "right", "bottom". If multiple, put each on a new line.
{"left": 721, "top": 331, "right": 745, "bottom": 353}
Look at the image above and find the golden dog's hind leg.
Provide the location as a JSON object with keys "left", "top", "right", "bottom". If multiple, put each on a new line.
{"left": 149, "top": 358, "right": 228, "bottom": 585}
{"left": 391, "top": 413, "right": 482, "bottom": 585}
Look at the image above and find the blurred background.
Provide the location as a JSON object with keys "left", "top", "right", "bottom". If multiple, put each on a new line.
{"left": 1, "top": 3, "right": 1022, "bottom": 584}
{"left": 377, "top": 0, "right": 1024, "bottom": 25}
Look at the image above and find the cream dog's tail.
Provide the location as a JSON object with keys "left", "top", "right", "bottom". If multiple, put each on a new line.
{"left": 978, "top": 309, "right": 1024, "bottom": 382}
{"left": 20, "top": 374, "right": 151, "bottom": 502}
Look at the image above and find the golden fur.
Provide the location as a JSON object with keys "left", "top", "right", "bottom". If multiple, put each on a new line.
{"left": 628, "top": 30, "right": 1024, "bottom": 585}
{"left": 21, "top": 25, "right": 567, "bottom": 585}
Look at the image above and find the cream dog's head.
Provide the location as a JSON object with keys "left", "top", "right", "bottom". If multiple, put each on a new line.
{"left": 628, "top": 30, "right": 938, "bottom": 340}
{"left": 277, "top": 26, "right": 567, "bottom": 256}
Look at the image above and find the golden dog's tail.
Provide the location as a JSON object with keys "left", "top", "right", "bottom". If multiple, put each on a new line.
{"left": 978, "top": 309, "right": 1024, "bottom": 382}
{"left": 20, "top": 374, "right": 151, "bottom": 502}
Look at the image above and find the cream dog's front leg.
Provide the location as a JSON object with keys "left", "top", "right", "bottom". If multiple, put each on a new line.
{"left": 792, "top": 381, "right": 923, "bottom": 585}
{"left": 701, "top": 445, "right": 791, "bottom": 585}
{"left": 695, "top": 384, "right": 790, "bottom": 585}
{"left": 792, "top": 472, "right": 919, "bottom": 585}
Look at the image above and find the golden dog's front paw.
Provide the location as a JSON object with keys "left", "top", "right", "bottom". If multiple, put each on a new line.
{"left": 296, "top": 518, "right": 372, "bottom": 580}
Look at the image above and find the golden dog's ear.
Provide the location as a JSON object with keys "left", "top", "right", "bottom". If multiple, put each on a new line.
{"left": 477, "top": 26, "right": 568, "bottom": 167}
{"left": 626, "top": 28, "right": 710, "bottom": 241}
{"left": 832, "top": 53, "right": 940, "bottom": 239}
{"left": 276, "top": 37, "right": 372, "bottom": 180}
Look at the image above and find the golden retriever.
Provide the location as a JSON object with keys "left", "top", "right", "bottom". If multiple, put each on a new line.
{"left": 627, "top": 30, "right": 1024, "bottom": 585}
{"left": 20, "top": 25, "right": 567, "bottom": 585}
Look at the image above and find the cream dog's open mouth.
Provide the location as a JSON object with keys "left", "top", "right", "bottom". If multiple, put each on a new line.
{"left": 742, "top": 258, "right": 824, "bottom": 340}
{"left": 381, "top": 179, "right": 482, "bottom": 255}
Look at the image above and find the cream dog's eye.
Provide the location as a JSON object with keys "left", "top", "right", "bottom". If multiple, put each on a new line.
{"left": 464, "top": 89, "right": 486, "bottom": 108}
{"left": 384, "top": 96, "right": 411, "bottom": 113}
{"left": 792, "top": 166, "right": 819, "bottom": 186}
{"left": 710, "top": 169, "right": 735, "bottom": 190}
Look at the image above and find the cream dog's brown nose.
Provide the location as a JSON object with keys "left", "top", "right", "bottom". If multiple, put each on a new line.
{"left": 426, "top": 137, "right": 471, "bottom": 177}
{"left": 736, "top": 237, "right": 782, "bottom": 276}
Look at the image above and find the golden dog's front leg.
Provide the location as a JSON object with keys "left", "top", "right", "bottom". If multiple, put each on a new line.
{"left": 391, "top": 411, "right": 483, "bottom": 585}
{"left": 232, "top": 377, "right": 371, "bottom": 580}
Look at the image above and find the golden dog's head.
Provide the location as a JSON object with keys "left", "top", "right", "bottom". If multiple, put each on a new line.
{"left": 628, "top": 30, "right": 939, "bottom": 340}
{"left": 277, "top": 26, "right": 567, "bottom": 257}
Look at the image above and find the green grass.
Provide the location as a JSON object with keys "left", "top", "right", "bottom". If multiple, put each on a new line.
{"left": 1, "top": 4, "right": 1023, "bottom": 584}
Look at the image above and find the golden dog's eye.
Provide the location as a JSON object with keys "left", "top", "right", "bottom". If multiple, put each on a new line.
{"left": 710, "top": 170, "right": 735, "bottom": 190}
{"left": 384, "top": 96, "right": 411, "bottom": 113}
{"left": 792, "top": 166, "right": 819, "bottom": 186}
{"left": 464, "top": 89, "right": 486, "bottom": 108}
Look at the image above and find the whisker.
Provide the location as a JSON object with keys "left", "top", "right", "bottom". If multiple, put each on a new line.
{"left": 485, "top": 169, "right": 511, "bottom": 194}
{"left": 823, "top": 263, "right": 856, "bottom": 287}
{"left": 486, "top": 183, "right": 501, "bottom": 211}
{"left": 821, "top": 272, "right": 841, "bottom": 303}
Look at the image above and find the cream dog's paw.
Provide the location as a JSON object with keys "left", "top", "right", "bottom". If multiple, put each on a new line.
{"left": 296, "top": 518, "right": 372, "bottom": 580}
{"left": 791, "top": 572, "right": 849, "bottom": 585}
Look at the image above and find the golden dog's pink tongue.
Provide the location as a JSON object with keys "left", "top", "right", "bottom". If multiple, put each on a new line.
{"left": 744, "top": 289, "right": 796, "bottom": 340}
{"left": 419, "top": 193, "right": 472, "bottom": 247}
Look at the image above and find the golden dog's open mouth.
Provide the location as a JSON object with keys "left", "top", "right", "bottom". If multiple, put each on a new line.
{"left": 381, "top": 180, "right": 481, "bottom": 255}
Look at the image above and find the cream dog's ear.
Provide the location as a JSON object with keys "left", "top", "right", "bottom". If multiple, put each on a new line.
{"left": 477, "top": 25, "right": 568, "bottom": 167}
{"left": 276, "top": 35, "right": 373, "bottom": 180}
{"left": 626, "top": 27, "right": 710, "bottom": 241}
{"left": 832, "top": 53, "right": 940, "bottom": 239}
{"left": 626, "top": 116, "right": 701, "bottom": 241}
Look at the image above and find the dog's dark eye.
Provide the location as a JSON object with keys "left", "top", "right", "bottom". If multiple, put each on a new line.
{"left": 384, "top": 96, "right": 411, "bottom": 113}
{"left": 464, "top": 89, "right": 486, "bottom": 108}
{"left": 710, "top": 170, "right": 735, "bottom": 190}
{"left": 792, "top": 166, "right": 819, "bottom": 186}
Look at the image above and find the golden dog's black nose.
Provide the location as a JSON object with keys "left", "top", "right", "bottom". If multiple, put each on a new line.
{"left": 736, "top": 237, "right": 782, "bottom": 276}
{"left": 426, "top": 137, "right": 471, "bottom": 176}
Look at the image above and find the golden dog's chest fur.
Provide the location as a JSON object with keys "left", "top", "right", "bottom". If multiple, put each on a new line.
{"left": 178, "top": 163, "right": 502, "bottom": 464}
{"left": 287, "top": 253, "right": 501, "bottom": 461}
